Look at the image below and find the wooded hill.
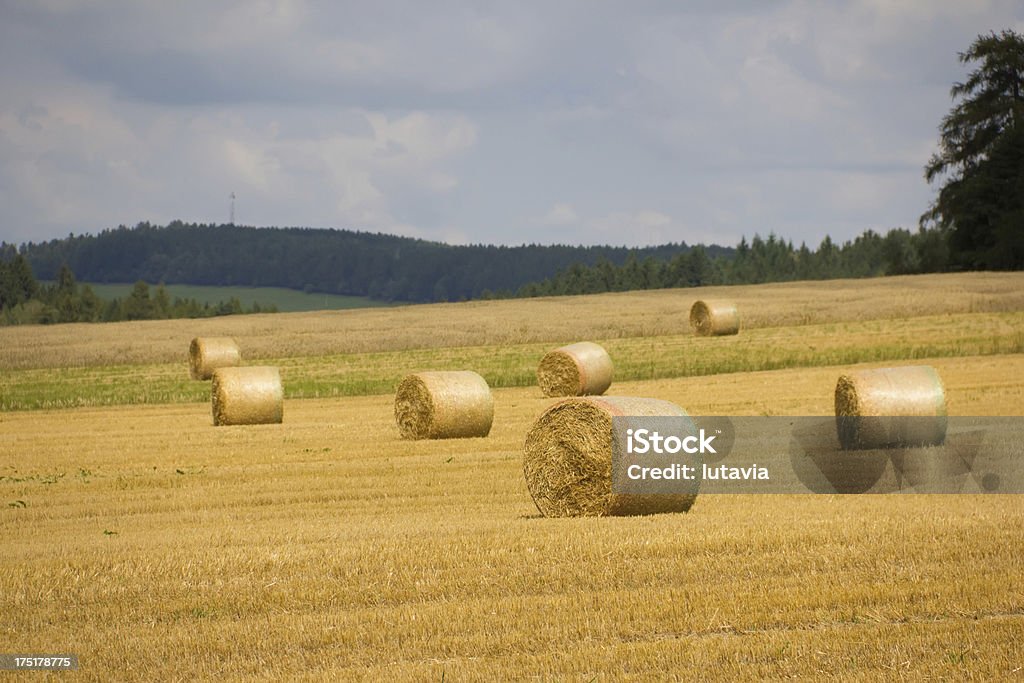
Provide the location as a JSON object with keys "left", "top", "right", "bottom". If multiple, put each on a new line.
{"left": 12, "top": 222, "right": 725, "bottom": 302}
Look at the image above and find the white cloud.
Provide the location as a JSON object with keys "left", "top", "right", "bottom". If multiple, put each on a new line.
{"left": 539, "top": 202, "right": 579, "bottom": 226}
{"left": 0, "top": 86, "right": 479, "bottom": 240}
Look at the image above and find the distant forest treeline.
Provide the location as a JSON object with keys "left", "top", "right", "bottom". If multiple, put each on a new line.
{"left": 5, "top": 221, "right": 966, "bottom": 307}
{"left": 12, "top": 222, "right": 722, "bottom": 303}
{"left": 508, "top": 227, "right": 950, "bottom": 298}
{"left": 0, "top": 254, "right": 275, "bottom": 325}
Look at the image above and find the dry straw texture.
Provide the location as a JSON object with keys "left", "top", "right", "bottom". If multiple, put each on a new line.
{"left": 395, "top": 371, "right": 494, "bottom": 440}
{"left": 211, "top": 366, "right": 284, "bottom": 426}
{"left": 523, "top": 396, "right": 698, "bottom": 517}
{"left": 690, "top": 300, "right": 740, "bottom": 336}
{"left": 835, "top": 365, "right": 947, "bottom": 449}
{"left": 189, "top": 337, "right": 241, "bottom": 380}
{"left": 536, "top": 341, "right": 614, "bottom": 397}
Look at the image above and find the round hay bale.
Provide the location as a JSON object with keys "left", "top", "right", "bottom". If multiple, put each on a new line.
{"left": 211, "top": 366, "right": 283, "bottom": 426}
{"left": 395, "top": 371, "right": 494, "bottom": 440}
{"left": 835, "top": 365, "right": 947, "bottom": 450}
{"left": 189, "top": 337, "right": 241, "bottom": 380}
{"left": 523, "top": 396, "right": 698, "bottom": 517}
{"left": 689, "top": 300, "right": 740, "bottom": 336}
{"left": 537, "top": 341, "right": 613, "bottom": 397}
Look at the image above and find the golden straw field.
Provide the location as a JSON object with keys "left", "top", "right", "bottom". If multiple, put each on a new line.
{"left": 2, "top": 272, "right": 1023, "bottom": 680}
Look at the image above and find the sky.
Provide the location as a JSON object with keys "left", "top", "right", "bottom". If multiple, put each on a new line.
{"left": 1, "top": 1, "right": 1023, "bottom": 249}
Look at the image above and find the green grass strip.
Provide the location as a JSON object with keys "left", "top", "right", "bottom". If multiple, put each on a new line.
{"left": 2, "top": 312, "right": 1022, "bottom": 411}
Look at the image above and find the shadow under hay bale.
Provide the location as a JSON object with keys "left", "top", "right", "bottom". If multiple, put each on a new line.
{"left": 211, "top": 366, "right": 283, "bottom": 426}
{"left": 523, "top": 396, "right": 697, "bottom": 517}
{"left": 790, "top": 418, "right": 895, "bottom": 493}
{"left": 834, "top": 365, "right": 947, "bottom": 450}
{"left": 189, "top": 337, "right": 241, "bottom": 380}
{"left": 689, "top": 300, "right": 740, "bottom": 336}
{"left": 395, "top": 371, "right": 494, "bottom": 440}
{"left": 536, "top": 341, "right": 613, "bottom": 398}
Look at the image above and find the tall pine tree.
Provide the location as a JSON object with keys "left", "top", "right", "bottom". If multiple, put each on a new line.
{"left": 924, "top": 30, "right": 1024, "bottom": 269}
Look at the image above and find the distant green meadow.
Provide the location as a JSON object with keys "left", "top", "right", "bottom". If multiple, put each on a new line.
{"left": 67, "top": 282, "right": 393, "bottom": 312}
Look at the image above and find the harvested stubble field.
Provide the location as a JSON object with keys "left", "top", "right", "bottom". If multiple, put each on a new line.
{"left": 1, "top": 272, "right": 1023, "bottom": 680}
{"left": 2, "top": 272, "right": 1023, "bottom": 370}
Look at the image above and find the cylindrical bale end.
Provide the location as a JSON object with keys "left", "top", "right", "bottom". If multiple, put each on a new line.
{"left": 834, "top": 365, "right": 947, "bottom": 450}
{"left": 689, "top": 300, "right": 740, "bottom": 336}
{"left": 523, "top": 396, "right": 698, "bottom": 517}
{"left": 189, "top": 336, "right": 241, "bottom": 380}
{"left": 211, "top": 366, "right": 284, "bottom": 426}
{"left": 395, "top": 371, "right": 494, "bottom": 440}
{"left": 537, "top": 341, "right": 614, "bottom": 397}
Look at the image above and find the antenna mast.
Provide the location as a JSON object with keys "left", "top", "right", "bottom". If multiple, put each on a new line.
{"left": 229, "top": 192, "right": 236, "bottom": 226}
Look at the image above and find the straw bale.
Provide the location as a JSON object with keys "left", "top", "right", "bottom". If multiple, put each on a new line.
{"left": 395, "top": 371, "right": 494, "bottom": 439}
{"left": 189, "top": 337, "right": 241, "bottom": 380}
{"left": 523, "top": 396, "right": 697, "bottom": 517}
{"left": 537, "top": 342, "right": 613, "bottom": 397}
{"left": 211, "top": 366, "right": 283, "bottom": 426}
{"left": 835, "top": 365, "right": 947, "bottom": 449}
{"left": 689, "top": 300, "right": 740, "bottom": 336}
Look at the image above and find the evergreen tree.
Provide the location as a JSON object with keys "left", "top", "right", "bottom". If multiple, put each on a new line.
{"left": 924, "top": 30, "right": 1024, "bottom": 269}
{"left": 122, "top": 281, "right": 154, "bottom": 320}
{"left": 594, "top": 257, "right": 617, "bottom": 291}
{"left": 54, "top": 263, "right": 80, "bottom": 322}
{"left": 1, "top": 254, "right": 39, "bottom": 307}
{"left": 688, "top": 245, "right": 719, "bottom": 285}
{"left": 883, "top": 229, "right": 920, "bottom": 274}
{"left": 153, "top": 284, "right": 172, "bottom": 319}
{"left": 78, "top": 285, "right": 102, "bottom": 322}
